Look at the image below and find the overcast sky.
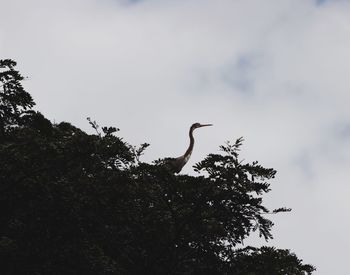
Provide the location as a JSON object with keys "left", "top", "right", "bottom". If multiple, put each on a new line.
{"left": 2, "top": 0, "right": 350, "bottom": 273}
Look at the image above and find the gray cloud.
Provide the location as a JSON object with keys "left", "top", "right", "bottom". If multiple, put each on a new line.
{"left": 1, "top": 0, "right": 350, "bottom": 273}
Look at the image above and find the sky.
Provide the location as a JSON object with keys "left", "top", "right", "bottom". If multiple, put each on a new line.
{"left": 1, "top": 0, "right": 350, "bottom": 273}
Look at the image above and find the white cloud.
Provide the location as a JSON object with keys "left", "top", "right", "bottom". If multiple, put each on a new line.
{"left": 1, "top": 0, "right": 350, "bottom": 273}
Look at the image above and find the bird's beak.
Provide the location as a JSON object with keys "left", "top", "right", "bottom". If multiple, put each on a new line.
{"left": 199, "top": 123, "right": 213, "bottom": 127}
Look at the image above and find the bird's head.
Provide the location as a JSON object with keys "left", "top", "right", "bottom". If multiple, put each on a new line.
{"left": 191, "top": 122, "right": 213, "bottom": 130}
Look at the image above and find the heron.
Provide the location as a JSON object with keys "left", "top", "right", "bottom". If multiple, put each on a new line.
{"left": 163, "top": 122, "right": 213, "bottom": 173}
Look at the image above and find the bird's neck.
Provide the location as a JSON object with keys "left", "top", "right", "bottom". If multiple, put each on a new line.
{"left": 184, "top": 127, "right": 195, "bottom": 160}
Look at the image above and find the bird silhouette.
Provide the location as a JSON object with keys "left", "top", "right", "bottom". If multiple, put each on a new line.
{"left": 163, "top": 122, "right": 213, "bottom": 173}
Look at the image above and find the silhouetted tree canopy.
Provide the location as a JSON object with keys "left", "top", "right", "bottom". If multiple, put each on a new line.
{"left": 0, "top": 59, "right": 315, "bottom": 274}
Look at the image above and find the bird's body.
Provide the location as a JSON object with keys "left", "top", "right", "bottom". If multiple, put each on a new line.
{"left": 163, "top": 123, "right": 212, "bottom": 173}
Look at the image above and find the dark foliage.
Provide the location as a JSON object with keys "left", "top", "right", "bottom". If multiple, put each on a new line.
{"left": 0, "top": 60, "right": 315, "bottom": 274}
{"left": 0, "top": 59, "right": 34, "bottom": 139}
{"left": 229, "top": 246, "right": 315, "bottom": 275}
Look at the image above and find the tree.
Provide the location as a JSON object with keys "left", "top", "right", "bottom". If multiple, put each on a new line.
{"left": 0, "top": 59, "right": 315, "bottom": 274}
{"left": 0, "top": 59, "right": 34, "bottom": 138}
